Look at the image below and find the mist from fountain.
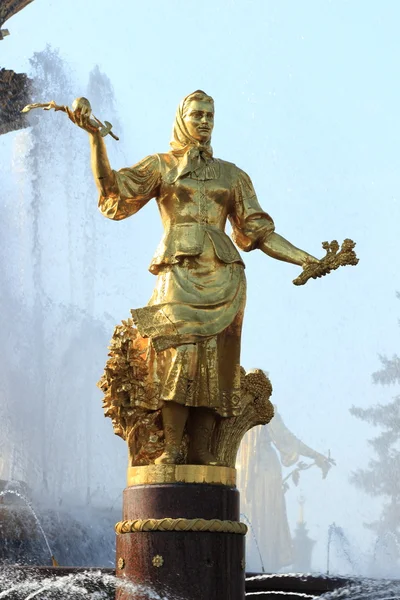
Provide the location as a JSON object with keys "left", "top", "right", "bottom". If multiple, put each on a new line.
{"left": 0, "top": 489, "right": 54, "bottom": 564}
{"left": 1, "top": 566, "right": 400, "bottom": 600}
{"left": 241, "top": 513, "right": 265, "bottom": 574}
{"left": 0, "top": 570, "right": 175, "bottom": 600}
{"left": 0, "top": 46, "right": 128, "bottom": 567}
{"left": 326, "top": 524, "right": 360, "bottom": 575}
{"left": 321, "top": 579, "right": 400, "bottom": 600}
{"left": 245, "top": 573, "right": 400, "bottom": 599}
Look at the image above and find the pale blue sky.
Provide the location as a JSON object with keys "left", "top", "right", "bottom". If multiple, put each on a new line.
{"left": 1, "top": 0, "right": 400, "bottom": 574}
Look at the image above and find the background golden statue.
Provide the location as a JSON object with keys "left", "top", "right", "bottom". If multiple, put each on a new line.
{"left": 239, "top": 407, "right": 334, "bottom": 572}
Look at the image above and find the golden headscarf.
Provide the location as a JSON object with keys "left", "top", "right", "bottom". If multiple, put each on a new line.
{"left": 165, "top": 90, "right": 215, "bottom": 184}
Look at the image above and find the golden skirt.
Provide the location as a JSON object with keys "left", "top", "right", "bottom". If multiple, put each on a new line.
{"left": 131, "top": 238, "right": 246, "bottom": 417}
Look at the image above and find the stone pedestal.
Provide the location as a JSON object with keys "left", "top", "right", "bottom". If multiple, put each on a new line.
{"left": 115, "top": 466, "right": 246, "bottom": 600}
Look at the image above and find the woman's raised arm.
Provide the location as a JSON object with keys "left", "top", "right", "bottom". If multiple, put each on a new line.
{"left": 259, "top": 232, "right": 318, "bottom": 267}
{"left": 88, "top": 132, "right": 115, "bottom": 197}
{"left": 71, "top": 98, "right": 116, "bottom": 197}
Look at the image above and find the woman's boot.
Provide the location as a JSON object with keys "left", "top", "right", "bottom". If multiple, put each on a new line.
{"left": 187, "top": 408, "right": 218, "bottom": 466}
{"left": 155, "top": 402, "right": 189, "bottom": 465}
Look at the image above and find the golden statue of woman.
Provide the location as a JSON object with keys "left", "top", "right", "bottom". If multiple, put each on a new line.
{"left": 67, "top": 90, "right": 355, "bottom": 467}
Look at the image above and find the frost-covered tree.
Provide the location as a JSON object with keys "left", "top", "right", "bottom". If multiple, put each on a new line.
{"left": 350, "top": 295, "right": 400, "bottom": 574}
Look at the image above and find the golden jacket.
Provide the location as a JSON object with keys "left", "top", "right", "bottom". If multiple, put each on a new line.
{"left": 98, "top": 152, "right": 275, "bottom": 274}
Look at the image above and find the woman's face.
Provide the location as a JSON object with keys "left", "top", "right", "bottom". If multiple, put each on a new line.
{"left": 183, "top": 99, "right": 214, "bottom": 144}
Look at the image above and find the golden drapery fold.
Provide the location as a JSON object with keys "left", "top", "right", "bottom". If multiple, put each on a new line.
{"left": 230, "top": 169, "right": 275, "bottom": 252}
{"left": 98, "top": 155, "right": 161, "bottom": 221}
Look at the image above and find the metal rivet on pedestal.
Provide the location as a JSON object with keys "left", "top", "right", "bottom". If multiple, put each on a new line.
{"left": 152, "top": 555, "right": 164, "bottom": 568}
{"left": 118, "top": 557, "right": 125, "bottom": 570}
{"left": 241, "top": 558, "right": 246, "bottom": 570}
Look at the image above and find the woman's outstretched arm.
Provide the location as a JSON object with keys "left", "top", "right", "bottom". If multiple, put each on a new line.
{"left": 259, "top": 232, "right": 318, "bottom": 267}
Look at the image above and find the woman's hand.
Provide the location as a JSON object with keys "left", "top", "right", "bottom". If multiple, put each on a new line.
{"left": 301, "top": 255, "right": 319, "bottom": 267}
{"left": 314, "top": 453, "right": 335, "bottom": 479}
{"left": 69, "top": 97, "right": 100, "bottom": 135}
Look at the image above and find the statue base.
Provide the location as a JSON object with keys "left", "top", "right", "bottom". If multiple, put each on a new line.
{"left": 115, "top": 466, "right": 246, "bottom": 600}
{"left": 127, "top": 464, "right": 237, "bottom": 486}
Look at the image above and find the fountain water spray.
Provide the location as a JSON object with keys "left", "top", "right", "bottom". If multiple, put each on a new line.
{"left": 0, "top": 46, "right": 128, "bottom": 567}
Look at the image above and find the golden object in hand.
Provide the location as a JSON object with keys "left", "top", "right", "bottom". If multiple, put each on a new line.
{"left": 21, "top": 97, "right": 119, "bottom": 140}
{"left": 71, "top": 97, "right": 91, "bottom": 112}
{"left": 293, "top": 239, "right": 359, "bottom": 286}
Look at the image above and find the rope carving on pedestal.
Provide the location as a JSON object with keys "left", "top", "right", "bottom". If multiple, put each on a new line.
{"left": 115, "top": 518, "right": 248, "bottom": 535}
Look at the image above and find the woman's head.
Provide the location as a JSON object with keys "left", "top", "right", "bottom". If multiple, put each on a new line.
{"left": 171, "top": 90, "right": 214, "bottom": 151}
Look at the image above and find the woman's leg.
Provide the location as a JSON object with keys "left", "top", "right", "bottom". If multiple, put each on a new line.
{"left": 155, "top": 401, "right": 189, "bottom": 465}
{"left": 187, "top": 407, "right": 218, "bottom": 466}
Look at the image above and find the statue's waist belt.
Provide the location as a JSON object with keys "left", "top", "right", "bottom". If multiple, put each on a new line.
{"left": 149, "top": 223, "right": 244, "bottom": 273}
